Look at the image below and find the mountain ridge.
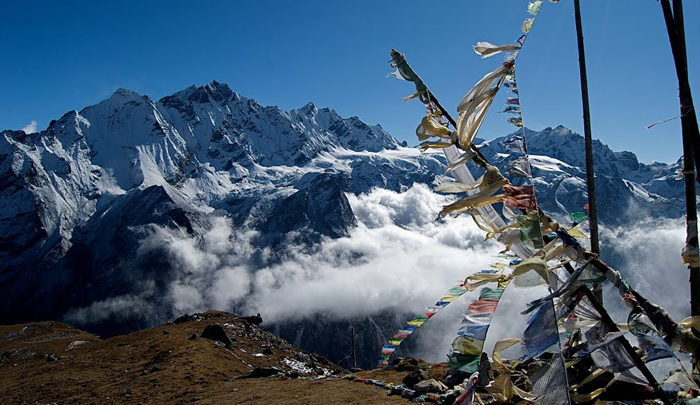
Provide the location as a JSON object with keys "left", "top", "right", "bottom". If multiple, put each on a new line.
{"left": 0, "top": 81, "right": 690, "bottom": 367}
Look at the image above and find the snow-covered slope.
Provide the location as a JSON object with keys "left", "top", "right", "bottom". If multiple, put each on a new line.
{"left": 0, "top": 82, "right": 689, "bottom": 366}
{"left": 478, "top": 125, "right": 685, "bottom": 224}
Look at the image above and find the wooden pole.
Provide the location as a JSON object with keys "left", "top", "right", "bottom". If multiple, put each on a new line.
{"left": 573, "top": 0, "right": 602, "bottom": 303}
{"left": 350, "top": 321, "right": 356, "bottom": 369}
{"left": 659, "top": 0, "right": 700, "bottom": 318}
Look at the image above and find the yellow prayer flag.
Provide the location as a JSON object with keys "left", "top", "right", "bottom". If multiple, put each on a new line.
{"left": 563, "top": 225, "right": 588, "bottom": 239}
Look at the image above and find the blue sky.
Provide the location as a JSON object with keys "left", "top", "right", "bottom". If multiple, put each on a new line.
{"left": 1, "top": 0, "right": 698, "bottom": 163}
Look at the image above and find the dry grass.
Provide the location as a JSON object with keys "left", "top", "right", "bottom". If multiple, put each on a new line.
{"left": 0, "top": 311, "right": 409, "bottom": 404}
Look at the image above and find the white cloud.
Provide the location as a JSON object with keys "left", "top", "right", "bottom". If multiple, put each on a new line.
{"left": 601, "top": 218, "right": 690, "bottom": 320}
{"left": 127, "top": 184, "right": 501, "bottom": 324}
{"left": 21, "top": 120, "right": 38, "bottom": 134}
{"left": 64, "top": 293, "right": 155, "bottom": 324}
{"left": 122, "top": 184, "right": 692, "bottom": 364}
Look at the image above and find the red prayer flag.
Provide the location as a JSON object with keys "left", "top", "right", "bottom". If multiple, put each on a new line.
{"left": 468, "top": 299, "right": 499, "bottom": 314}
{"left": 503, "top": 184, "right": 537, "bottom": 210}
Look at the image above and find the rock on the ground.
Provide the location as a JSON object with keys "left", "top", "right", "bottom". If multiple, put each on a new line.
{"left": 414, "top": 379, "right": 448, "bottom": 394}
{"left": 201, "top": 323, "right": 234, "bottom": 347}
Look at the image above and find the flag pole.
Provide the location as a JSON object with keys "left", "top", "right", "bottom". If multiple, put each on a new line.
{"left": 573, "top": 0, "right": 602, "bottom": 303}
{"left": 659, "top": 0, "right": 700, "bottom": 319}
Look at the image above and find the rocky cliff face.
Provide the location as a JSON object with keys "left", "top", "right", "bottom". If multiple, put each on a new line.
{"left": 0, "top": 82, "right": 688, "bottom": 367}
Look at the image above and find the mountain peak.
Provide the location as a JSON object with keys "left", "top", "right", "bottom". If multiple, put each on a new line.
{"left": 110, "top": 88, "right": 143, "bottom": 101}
{"left": 166, "top": 81, "right": 239, "bottom": 106}
{"left": 300, "top": 101, "right": 318, "bottom": 115}
{"left": 204, "top": 80, "right": 236, "bottom": 102}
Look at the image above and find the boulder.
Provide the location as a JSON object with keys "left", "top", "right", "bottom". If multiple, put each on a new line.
{"left": 232, "top": 367, "right": 284, "bottom": 380}
{"left": 443, "top": 368, "right": 469, "bottom": 388}
{"left": 201, "top": 324, "right": 233, "bottom": 347}
{"left": 402, "top": 369, "right": 428, "bottom": 388}
{"left": 395, "top": 357, "right": 419, "bottom": 372}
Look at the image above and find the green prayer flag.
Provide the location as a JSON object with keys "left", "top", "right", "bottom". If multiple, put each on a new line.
{"left": 448, "top": 353, "right": 481, "bottom": 373}
{"left": 479, "top": 287, "right": 505, "bottom": 300}
{"left": 447, "top": 287, "right": 468, "bottom": 296}
{"left": 569, "top": 211, "right": 588, "bottom": 223}
{"left": 516, "top": 212, "right": 544, "bottom": 249}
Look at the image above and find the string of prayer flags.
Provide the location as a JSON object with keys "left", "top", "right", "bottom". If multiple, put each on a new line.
{"left": 496, "top": 30, "right": 537, "bottom": 185}
{"left": 450, "top": 272, "right": 512, "bottom": 373}
{"left": 386, "top": 2, "right": 690, "bottom": 401}
{"left": 524, "top": 261, "right": 595, "bottom": 314}
{"left": 378, "top": 282, "right": 469, "bottom": 367}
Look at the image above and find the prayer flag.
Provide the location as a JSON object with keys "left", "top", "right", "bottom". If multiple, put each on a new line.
{"left": 508, "top": 157, "right": 532, "bottom": 178}
{"left": 468, "top": 299, "right": 499, "bottom": 314}
{"left": 569, "top": 211, "right": 588, "bottom": 224}
{"left": 522, "top": 302, "right": 559, "bottom": 359}
{"left": 500, "top": 135, "right": 526, "bottom": 153}
{"left": 528, "top": 1, "right": 543, "bottom": 15}
{"left": 504, "top": 184, "right": 537, "bottom": 210}
{"left": 457, "top": 324, "right": 489, "bottom": 340}
{"left": 479, "top": 287, "right": 506, "bottom": 300}
{"left": 473, "top": 41, "right": 521, "bottom": 59}
{"left": 452, "top": 335, "right": 485, "bottom": 356}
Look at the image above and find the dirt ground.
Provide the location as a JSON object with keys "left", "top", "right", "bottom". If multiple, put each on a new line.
{"left": 0, "top": 311, "right": 413, "bottom": 404}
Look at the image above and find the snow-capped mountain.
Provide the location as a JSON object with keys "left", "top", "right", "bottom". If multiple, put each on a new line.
{"left": 478, "top": 126, "right": 686, "bottom": 225}
{"left": 0, "top": 81, "right": 688, "bottom": 367}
